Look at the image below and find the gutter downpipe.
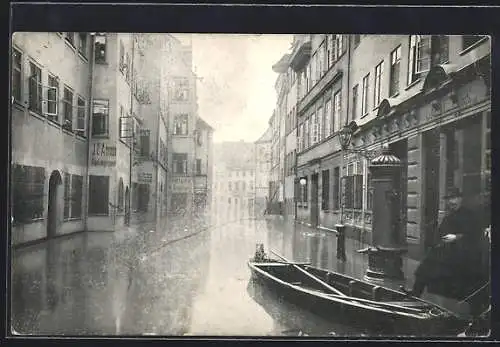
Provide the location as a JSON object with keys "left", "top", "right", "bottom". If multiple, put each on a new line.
{"left": 84, "top": 33, "right": 96, "bottom": 232}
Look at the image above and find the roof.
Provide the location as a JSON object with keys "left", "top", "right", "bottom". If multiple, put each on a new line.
{"left": 255, "top": 126, "right": 272, "bottom": 144}
{"left": 196, "top": 117, "right": 214, "bottom": 131}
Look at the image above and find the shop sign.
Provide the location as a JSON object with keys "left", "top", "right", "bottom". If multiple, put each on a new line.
{"left": 91, "top": 142, "right": 117, "bottom": 166}
{"left": 138, "top": 172, "right": 153, "bottom": 183}
{"left": 172, "top": 176, "right": 192, "bottom": 192}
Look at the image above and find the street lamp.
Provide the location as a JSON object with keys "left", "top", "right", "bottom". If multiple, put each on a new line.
{"left": 335, "top": 121, "right": 358, "bottom": 261}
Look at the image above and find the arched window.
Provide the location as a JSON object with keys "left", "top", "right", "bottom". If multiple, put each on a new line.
{"left": 118, "top": 178, "right": 124, "bottom": 209}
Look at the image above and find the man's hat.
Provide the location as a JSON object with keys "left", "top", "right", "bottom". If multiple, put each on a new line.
{"left": 444, "top": 187, "right": 462, "bottom": 199}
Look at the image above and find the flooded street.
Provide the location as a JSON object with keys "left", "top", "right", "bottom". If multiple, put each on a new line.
{"left": 12, "top": 215, "right": 378, "bottom": 337}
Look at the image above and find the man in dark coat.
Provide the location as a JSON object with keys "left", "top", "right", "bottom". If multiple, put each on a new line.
{"left": 401, "top": 187, "right": 486, "bottom": 299}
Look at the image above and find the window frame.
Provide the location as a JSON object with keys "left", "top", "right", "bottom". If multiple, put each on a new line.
{"left": 333, "top": 89, "right": 342, "bottom": 133}
{"left": 374, "top": 61, "right": 384, "bottom": 108}
{"left": 78, "top": 33, "right": 88, "bottom": 59}
{"left": 173, "top": 153, "right": 188, "bottom": 175}
{"left": 173, "top": 114, "right": 189, "bottom": 135}
{"left": 76, "top": 95, "right": 86, "bottom": 136}
{"left": 28, "top": 60, "right": 43, "bottom": 115}
{"left": 352, "top": 84, "right": 359, "bottom": 120}
{"left": 94, "top": 34, "right": 107, "bottom": 64}
{"left": 390, "top": 46, "right": 402, "bottom": 97}
{"left": 62, "top": 85, "right": 74, "bottom": 132}
{"left": 46, "top": 74, "right": 59, "bottom": 121}
{"left": 12, "top": 48, "right": 23, "bottom": 104}
{"left": 361, "top": 73, "right": 370, "bottom": 117}
{"left": 65, "top": 32, "right": 75, "bottom": 47}
{"left": 92, "top": 99, "right": 110, "bottom": 137}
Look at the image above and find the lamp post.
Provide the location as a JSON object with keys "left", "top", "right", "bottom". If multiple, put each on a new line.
{"left": 335, "top": 121, "right": 358, "bottom": 261}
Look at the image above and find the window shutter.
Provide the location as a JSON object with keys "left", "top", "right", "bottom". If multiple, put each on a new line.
{"left": 416, "top": 35, "right": 432, "bottom": 74}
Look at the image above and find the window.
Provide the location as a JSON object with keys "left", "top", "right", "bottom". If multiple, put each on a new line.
{"left": 333, "top": 167, "right": 340, "bottom": 210}
{"left": 353, "top": 34, "right": 361, "bottom": 46}
{"left": 173, "top": 78, "right": 189, "bottom": 101}
{"left": 28, "top": 62, "right": 42, "bottom": 114}
{"left": 431, "top": 35, "right": 449, "bottom": 66}
{"left": 229, "top": 182, "right": 232, "bottom": 191}
{"left": 333, "top": 90, "right": 342, "bottom": 133}
{"left": 304, "top": 119, "right": 309, "bottom": 149}
{"left": 78, "top": 33, "right": 87, "bottom": 58}
{"left": 95, "top": 35, "right": 107, "bottom": 64}
{"left": 173, "top": 114, "right": 188, "bottom": 135}
{"left": 322, "top": 170, "right": 330, "bottom": 210}
{"left": 335, "top": 35, "right": 345, "bottom": 60}
{"left": 235, "top": 181, "right": 240, "bottom": 191}
{"left": 196, "top": 159, "right": 202, "bottom": 175}
{"left": 118, "top": 179, "right": 124, "bottom": 209}
{"left": 64, "top": 172, "right": 70, "bottom": 219}
{"left": 408, "top": 35, "right": 430, "bottom": 84}
{"left": 328, "top": 34, "right": 336, "bottom": 66}
{"left": 173, "top": 153, "right": 188, "bottom": 174}
{"left": 311, "top": 112, "right": 319, "bottom": 144}
{"left": 462, "top": 35, "right": 486, "bottom": 51}
{"left": 76, "top": 96, "right": 86, "bottom": 135}
{"left": 119, "top": 41, "right": 125, "bottom": 72}
{"left": 242, "top": 181, "right": 246, "bottom": 191}
{"left": 362, "top": 74, "right": 369, "bottom": 116}
{"left": 12, "top": 165, "right": 45, "bottom": 224}
{"left": 140, "top": 129, "right": 150, "bottom": 157}
{"left": 374, "top": 61, "right": 384, "bottom": 108}
{"left": 92, "top": 99, "right": 109, "bottom": 136}
{"left": 298, "top": 123, "right": 303, "bottom": 151}
{"left": 89, "top": 175, "right": 109, "bottom": 215}
{"left": 12, "top": 48, "right": 22, "bottom": 102}
{"left": 309, "top": 115, "right": 315, "bottom": 146}
{"left": 367, "top": 171, "right": 373, "bottom": 211}
{"left": 301, "top": 178, "right": 308, "bottom": 207}
{"left": 62, "top": 87, "right": 73, "bottom": 131}
{"left": 390, "top": 46, "right": 401, "bottom": 96}
{"left": 47, "top": 75, "right": 59, "bottom": 120}
{"left": 65, "top": 32, "right": 75, "bottom": 46}
{"left": 317, "top": 106, "right": 323, "bottom": 141}
{"left": 352, "top": 84, "right": 358, "bottom": 120}
{"left": 324, "top": 98, "right": 332, "bottom": 138}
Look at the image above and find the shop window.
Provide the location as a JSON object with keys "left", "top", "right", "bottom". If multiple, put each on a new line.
{"left": 71, "top": 175, "right": 83, "bottom": 218}
{"left": 89, "top": 175, "right": 109, "bottom": 215}
{"left": 64, "top": 172, "right": 71, "bottom": 219}
{"left": 92, "top": 99, "right": 109, "bottom": 136}
{"left": 62, "top": 86, "right": 73, "bottom": 131}
{"left": 28, "top": 62, "right": 43, "bottom": 114}
{"left": 321, "top": 169, "right": 330, "bottom": 210}
{"left": 390, "top": 46, "right": 401, "bottom": 96}
{"left": 173, "top": 114, "right": 188, "bottom": 135}
{"left": 173, "top": 153, "right": 188, "bottom": 174}
{"left": 12, "top": 165, "right": 45, "bottom": 224}
{"left": 12, "top": 48, "right": 22, "bottom": 103}
{"left": 94, "top": 35, "right": 107, "bottom": 64}
{"left": 196, "top": 159, "right": 202, "bottom": 175}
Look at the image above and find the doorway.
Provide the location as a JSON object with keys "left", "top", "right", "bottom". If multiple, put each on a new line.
{"left": 310, "top": 173, "right": 319, "bottom": 227}
{"left": 124, "top": 186, "right": 130, "bottom": 226}
{"left": 422, "top": 128, "right": 441, "bottom": 249}
{"left": 47, "top": 170, "right": 62, "bottom": 239}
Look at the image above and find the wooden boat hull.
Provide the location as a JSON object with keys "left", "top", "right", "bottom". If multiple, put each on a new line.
{"left": 248, "top": 261, "right": 468, "bottom": 336}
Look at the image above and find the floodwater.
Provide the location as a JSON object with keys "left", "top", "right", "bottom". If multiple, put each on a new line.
{"left": 10, "top": 214, "right": 465, "bottom": 337}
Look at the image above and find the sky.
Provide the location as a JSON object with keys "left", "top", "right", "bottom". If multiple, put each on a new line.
{"left": 175, "top": 34, "right": 293, "bottom": 143}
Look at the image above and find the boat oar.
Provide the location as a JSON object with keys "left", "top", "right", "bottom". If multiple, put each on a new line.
{"left": 270, "top": 249, "right": 348, "bottom": 297}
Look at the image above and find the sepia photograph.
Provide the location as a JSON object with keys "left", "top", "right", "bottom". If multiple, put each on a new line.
{"left": 9, "top": 32, "right": 491, "bottom": 338}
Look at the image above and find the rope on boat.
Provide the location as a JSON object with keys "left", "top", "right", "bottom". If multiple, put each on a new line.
{"left": 457, "top": 281, "right": 490, "bottom": 304}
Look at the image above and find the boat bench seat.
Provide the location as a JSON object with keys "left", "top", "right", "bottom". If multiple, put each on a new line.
{"left": 384, "top": 301, "right": 430, "bottom": 308}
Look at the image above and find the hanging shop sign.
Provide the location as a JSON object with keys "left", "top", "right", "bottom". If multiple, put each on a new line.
{"left": 91, "top": 142, "right": 117, "bottom": 166}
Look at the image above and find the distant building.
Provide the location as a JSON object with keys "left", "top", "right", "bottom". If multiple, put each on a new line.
{"left": 212, "top": 141, "right": 255, "bottom": 225}
{"left": 194, "top": 117, "right": 214, "bottom": 216}
{"left": 254, "top": 126, "right": 272, "bottom": 216}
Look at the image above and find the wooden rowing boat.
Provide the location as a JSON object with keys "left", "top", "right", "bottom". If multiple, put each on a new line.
{"left": 247, "top": 249, "right": 468, "bottom": 336}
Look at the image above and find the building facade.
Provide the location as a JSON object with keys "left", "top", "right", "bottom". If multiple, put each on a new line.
{"left": 212, "top": 141, "right": 255, "bottom": 225}
{"left": 11, "top": 32, "right": 92, "bottom": 245}
{"left": 10, "top": 32, "right": 205, "bottom": 246}
{"left": 279, "top": 34, "right": 490, "bottom": 260}
{"left": 254, "top": 126, "right": 272, "bottom": 216}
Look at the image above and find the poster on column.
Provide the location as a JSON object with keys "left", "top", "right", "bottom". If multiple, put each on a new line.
{"left": 91, "top": 142, "right": 117, "bottom": 166}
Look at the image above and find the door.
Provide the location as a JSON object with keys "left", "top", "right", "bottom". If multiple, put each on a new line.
{"left": 124, "top": 187, "right": 130, "bottom": 226}
{"left": 47, "top": 170, "right": 62, "bottom": 238}
{"left": 423, "top": 129, "right": 441, "bottom": 249}
{"left": 390, "top": 139, "right": 408, "bottom": 244}
{"left": 310, "top": 173, "right": 319, "bottom": 227}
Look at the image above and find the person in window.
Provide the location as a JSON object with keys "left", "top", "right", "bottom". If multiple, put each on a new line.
{"left": 400, "top": 187, "right": 485, "bottom": 299}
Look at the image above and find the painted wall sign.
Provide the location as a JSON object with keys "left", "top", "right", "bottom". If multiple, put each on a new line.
{"left": 172, "top": 176, "right": 193, "bottom": 192}
{"left": 91, "top": 142, "right": 117, "bottom": 166}
{"left": 138, "top": 172, "right": 153, "bottom": 183}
